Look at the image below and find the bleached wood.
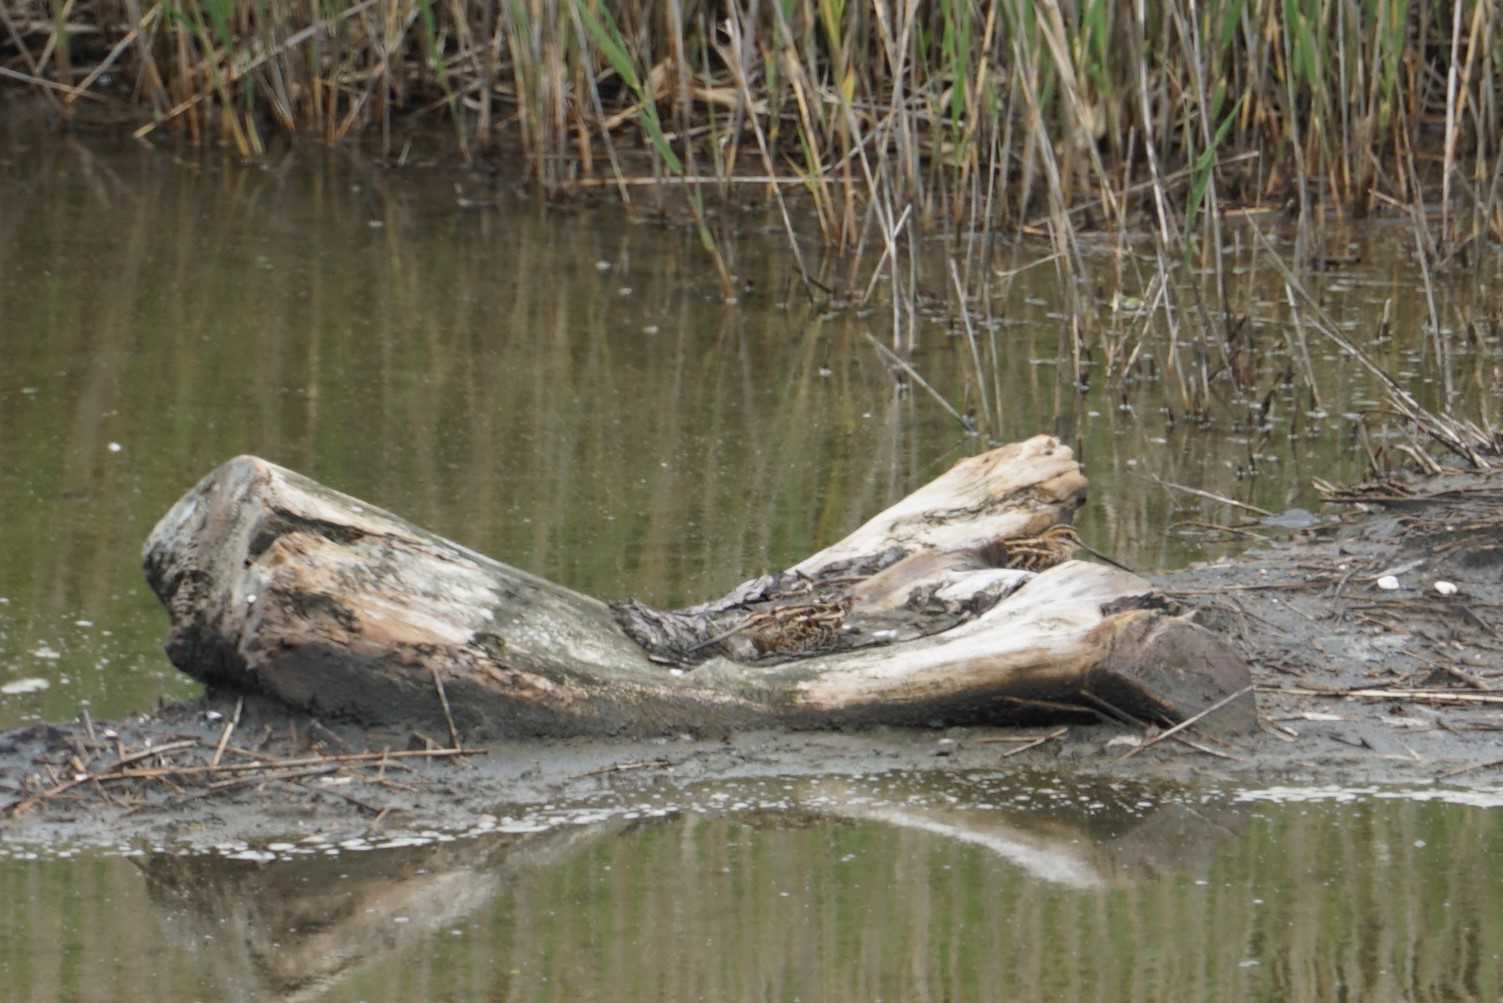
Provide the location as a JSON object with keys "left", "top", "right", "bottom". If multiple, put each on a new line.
{"left": 143, "top": 438, "right": 1252, "bottom": 738}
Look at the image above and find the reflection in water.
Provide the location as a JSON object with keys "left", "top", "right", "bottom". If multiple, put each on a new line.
{"left": 2, "top": 775, "right": 1500, "bottom": 1002}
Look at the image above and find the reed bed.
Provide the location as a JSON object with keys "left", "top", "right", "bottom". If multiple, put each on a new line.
{"left": 3, "top": 2, "right": 1497, "bottom": 232}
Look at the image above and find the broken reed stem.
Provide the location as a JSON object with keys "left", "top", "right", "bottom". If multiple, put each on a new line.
{"left": 430, "top": 664, "right": 462, "bottom": 751}
{"left": 1438, "top": 756, "right": 1503, "bottom": 779}
{"left": 1141, "top": 474, "right": 1274, "bottom": 517}
{"left": 1244, "top": 219, "right": 1493, "bottom": 469}
{"left": 97, "top": 747, "right": 481, "bottom": 779}
{"left": 1118, "top": 685, "right": 1255, "bottom": 760}
{"left": 864, "top": 334, "right": 969, "bottom": 428}
{"left": 999, "top": 726, "right": 1068, "bottom": 758}
{"left": 209, "top": 695, "right": 244, "bottom": 768}
{"left": 575, "top": 757, "right": 673, "bottom": 778}
{"left": 2, "top": 744, "right": 479, "bottom": 817}
{"left": 3, "top": 739, "right": 198, "bottom": 817}
{"left": 1263, "top": 686, "right": 1503, "bottom": 704}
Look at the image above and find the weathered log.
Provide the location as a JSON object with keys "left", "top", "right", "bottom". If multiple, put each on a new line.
{"left": 143, "top": 435, "right": 1254, "bottom": 740}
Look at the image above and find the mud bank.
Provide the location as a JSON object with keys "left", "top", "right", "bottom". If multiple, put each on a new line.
{"left": 4, "top": 468, "right": 1503, "bottom": 849}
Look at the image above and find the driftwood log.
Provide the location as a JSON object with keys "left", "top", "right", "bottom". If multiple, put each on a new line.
{"left": 143, "top": 435, "right": 1254, "bottom": 740}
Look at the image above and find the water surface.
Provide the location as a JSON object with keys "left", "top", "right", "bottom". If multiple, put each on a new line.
{"left": 3, "top": 132, "right": 1502, "bottom": 1002}
{"left": 2, "top": 773, "right": 1499, "bottom": 1002}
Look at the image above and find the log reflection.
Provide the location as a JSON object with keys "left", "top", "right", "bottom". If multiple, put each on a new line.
{"left": 134, "top": 778, "right": 1243, "bottom": 1000}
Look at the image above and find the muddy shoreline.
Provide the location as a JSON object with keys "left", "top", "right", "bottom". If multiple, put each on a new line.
{"left": 5, "top": 468, "right": 1503, "bottom": 849}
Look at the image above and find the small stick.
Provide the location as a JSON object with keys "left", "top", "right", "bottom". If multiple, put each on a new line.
{"left": 308, "top": 719, "right": 350, "bottom": 751}
{"left": 1171, "top": 736, "right": 1244, "bottom": 761}
{"left": 974, "top": 733, "right": 1062, "bottom": 745}
{"left": 80, "top": 706, "right": 96, "bottom": 743}
{"left": 1258, "top": 714, "right": 1299, "bottom": 742}
{"left": 1264, "top": 686, "right": 1503, "bottom": 704}
{"left": 171, "top": 766, "right": 341, "bottom": 804}
{"left": 292, "top": 778, "right": 384, "bottom": 815}
{"left": 1000, "top": 695, "right": 1104, "bottom": 718}
{"left": 685, "top": 616, "right": 758, "bottom": 654}
{"left": 1118, "top": 685, "right": 1255, "bottom": 760}
{"left": 1139, "top": 474, "right": 1273, "bottom": 517}
{"left": 431, "top": 665, "right": 462, "bottom": 751}
{"left": 576, "top": 758, "right": 673, "bottom": 778}
{"left": 208, "top": 743, "right": 296, "bottom": 766}
{"left": 1438, "top": 757, "right": 1503, "bottom": 779}
{"left": 91, "top": 746, "right": 480, "bottom": 782}
{"left": 369, "top": 776, "right": 420, "bottom": 795}
{"left": 1165, "top": 581, "right": 1332, "bottom": 594}
{"left": 1000, "top": 726, "right": 1068, "bottom": 758}
{"left": 1078, "top": 691, "right": 1153, "bottom": 728}
{"left": 210, "top": 766, "right": 337, "bottom": 790}
{"left": 1169, "top": 520, "right": 1273, "bottom": 542}
{"left": 209, "top": 696, "right": 243, "bottom": 769}
{"left": 865, "top": 334, "right": 970, "bottom": 427}
{"left": 0, "top": 65, "right": 106, "bottom": 100}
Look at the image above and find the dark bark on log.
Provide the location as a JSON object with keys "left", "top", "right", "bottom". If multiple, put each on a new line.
{"left": 143, "top": 435, "right": 1254, "bottom": 740}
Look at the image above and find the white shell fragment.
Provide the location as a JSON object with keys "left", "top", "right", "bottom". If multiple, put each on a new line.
{"left": 1434, "top": 580, "right": 1458, "bottom": 596}
{"left": 1376, "top": 576, "right": 1401, "bottom": 591}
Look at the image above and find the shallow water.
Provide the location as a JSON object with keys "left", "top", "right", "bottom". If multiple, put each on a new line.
{"left": 2, "top": 773, "right": 1501, "bottom": 1003}
{"left": 4, "top": 131, "right": 1503, "bottom": 1001}
{"left": 5, "top": 133, "right": 1500, "bottom": 729}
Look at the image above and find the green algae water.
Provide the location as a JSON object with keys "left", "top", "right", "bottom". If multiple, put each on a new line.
{"left": 4, "top": 130, "right": 1503, "bottom": 1002}
{"left": 2, "top": 775, "right": 1500, "bottom": 1002}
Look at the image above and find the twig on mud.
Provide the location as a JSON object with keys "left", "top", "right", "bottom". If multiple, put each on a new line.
{"left": 94, "top": 747, "right": 481, "bottom": 781}
{"left": 205, "top": 743, "right": 298, "bottom": 767}
{"left": 575, "top": 757, "right": 673, "bottom": 778}
{"left": 999, "top": 726, "right": 1068, "bottom": 758}
{"left": 1118, "top": 685, "right": 1255, "bottom": 760}
{"left": 975, "top": 730, "right": 1066, "bottom": 744}
{"left": 167, "top": 766, "right": 341, "bottom": 806}
{"left": 1438, "top": 757, "right": 1503, "bottom": 779}
{"left": 209, "top": 696, "right": 243, "bottom": 768}
{"left": 1171, "top": 736, "right": 1245, "bottom": 761}
{"left": 1258, "top": 714, "right": 1299, "bottom": 742}
{"left": 430, "top": 665, "right": 462, "bottom": 751}
{"left": 1433, "top": 664, "right": 1490, "bottom": 690}
{"left": 1263, "top": 685, "right": 1503, "bottom": 705}
{"left": 1078, "top": 691, "right": 1153, "bottom": 728}
{"left": 8, "top": 744, "right": 483, "bottom": 819}
{"left": 3, "top": 739, "right": 198, "bottom": 817}
{"left": 292, "top": 777, "right": 386, "bottom": 815}
{"left": 1165, "top": 580, "right": 1334, "bottom": 595}
{"left": 309, "top": 719, "right": 351, "bottom": 752}
{"left": 1000, "top": 695, "right": 1102, "bottom": 719}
